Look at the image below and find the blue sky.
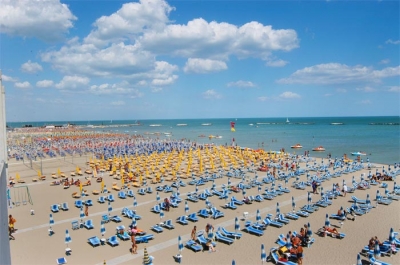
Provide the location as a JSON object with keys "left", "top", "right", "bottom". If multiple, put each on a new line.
{"left": 0, "top": 0, "right": 399, "bottom": 122}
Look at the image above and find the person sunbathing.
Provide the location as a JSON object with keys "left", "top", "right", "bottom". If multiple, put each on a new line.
{"left": 291, "top": 235, "right": 301, "bottom": 246}
{"left": 368, "top": 237, "right": 375, "bottom": 249}
{"left": 323, "top": 226, "right": 340, "bottom": 235}
{"left": 206, "top": 240, "right": 216, "bottom": 252}
{"left": 51, "top": 180, "right": 61, "bottom": 186}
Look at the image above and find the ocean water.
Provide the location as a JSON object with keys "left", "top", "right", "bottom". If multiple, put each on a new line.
{"left": 7, "top": 116, "right": 400, "bottom": 165}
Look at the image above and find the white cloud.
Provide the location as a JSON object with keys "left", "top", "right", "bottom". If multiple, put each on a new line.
{"left": 386, "top": 39, "right": 400, "bottom": 45}
{"left": 388, "top": 86, "right": 400, "bottom": 92}
{"left": 2, "top": 74, "right": 17, "bottom": 82}
{"left": 0, "top": 0, "right": 77, "bottom": 42}
{"left": 21, "top": 60, "right": 43, "bottom": 73}
{"left": 356, "top": 86, "right": 376, "bottom": 93}
{"left": 202, "top": 89, "right": 222, "bottom": 99}
{"left": 336, "top": 88, "right": 347, "bottom": 93}
{"left": 257, "top": 96, "right": 269, "bottom": 101}
{"left": 324, "top": 93, "right": 333, "bottom": 97}
{"left": 183, "top": 58, "right": 227, "bottom": 74}
{"left": 55, "top": 75, "right": 90, "bottom": 90}
{"left": 111, "top": 101, "right": 125, "bottom": 106}
{"left": 84, "top": 0, "right": 174, "bottom": 46}
{"left": 88, "top": 82, "right": 144, "bottom": 98}
{"left": 227, "top": 80, "right": 256, "bottom": 88}
{"left": 277, "top": 63, "right": 400, "bottom": 85}
{"left": 36, "top": 80, "right": 54, "bottom": 88}
{"left": 379, "top": 59, "right": 390, "bottom": 64}
{"left": 266, "top": 59, "right": 288, "bottom": 67}
{"left": 359, "top": 99, "right": 372, "bottom": 104}
{"left": 14, "top": 81, "right": 31, "bottom": 89}
{"left": 279, "top": 91, "right": 300, "bottom": 99}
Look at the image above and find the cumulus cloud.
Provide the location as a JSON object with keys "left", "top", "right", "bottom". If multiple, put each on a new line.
{"left": 202, "top": 89, "right": 222, "bottom": 99}
{"left": 184, "top": 58, "right": 227, "bottom": 74}
{"left": 0, "top": 0, "right": 77, "bottom": 42}
{"left": 227, "top": 80, "right": 256, "bottom": 88}
{"left": 21, "top": 60, "right": 43, "bottom": 73}
{"left": 36, "top": 80, "right": 54, "bottom": 88}
{"left": 2, "top": 74, "right": 17, "bottom": 82}
{"left": 14, "top": 81, "right": 31, "bottom": 89}
{"left": 266, "top": 59, "right": 288, "bottom": 67}
{"left": 337, "top": 88, "right": 347, "bottom": 93}
{"left": 279, "top": 91, "right": 300, "bottom": 99}
{"left": 388, "top": 86, "right": 400, "bottom": 92}
{"left": 356, "top": 86, "right": 376, "bottom": 93}
{"left": 386, "top": 39, "right": 400, "bottom": 45}
{"left": 110, "top": 101, "right": 125, "bottom": 106}
{"left": 277, "top": 63, "right": 400, "bottom": 85}
{"left": 88, "top": 82, "right": 144, "bottom": 98}
{"left": 55, "top": 75, "right": 90, "bottom": 90}
{"left": 379, "top": 59, "right": 390, "bottom": 64}
{"left": 257, "top": 96, "right": 269, "bottom": 101}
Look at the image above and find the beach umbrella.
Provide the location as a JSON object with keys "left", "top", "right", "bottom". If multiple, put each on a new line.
{"left": 388, "top": 227, "right": 394, "bottom": 243}
{"left": 291, "top": 196, "right": 296, "bottom": 212}
{"left": 156, "top": 192, "right": 160, "bottom": 203}
{"left": 143, "top": 246, "right": 151, "bottom": 265}
{"left": 356, "top": 253, "right": 362, "bottom": 265}
{"left": 307, "top": 222, "right": 312, "bottom": 238}
{"left": 235, "top": 217, "right": 240, "bottom": 236}
{"left": 108, "top": 201, "right": 112, "bottom": 215}
{"left": 285, "top": 178, "right": 288, "bottom": 187}
{"left": 100, "top": 222, "right": 106, "bottom": 236}
{"left": 256, "top": 209, "right": 261, "bottom": 222}
{"left": 307, "top": 192, "right": 312, "bottom": 205}
{"left": 131, "top": 218, "right": 137, "bottom": 228}
{"left": 65, "top": 229, "right": 71, "bottom": 247}
{"left": 258, "top": 185, "right": 262, "bottom": 194}
{"left": 376, "top": 190, "right": 381, "bottom": 202}
{"left": 324, "top": 213, "right": 330, "bottom": 227}
{"left": 374, "top": 241, "right": 381, "bottom": 257}
{"left": 228, "top": 177, "right": 231, "bottom": 186}
{"left": 185, "top": 201, "right": 189, "bottom": 214}
{"left": 242, "top": 188, "right": 246, "bottom": 196}
{"left": 366, "top": 194, "right": 371, "bottom": 205}
{"left": 261, "top": 243, "right": 266, "bottom": 263}
{"left": 49, "top": 214, "right": 54, "bottom": 229}
{"left": 133, "top": 197, "right": 137, "bottom": 208}
{"left": 178, "top": 235, "right": 183, "bottom": 254}
{"left": 232, "top": 260, "right": 236, "bottom": 265}
{"left": 394, "top": 182, "right": 397, "bottom": 194}
{"left": 195, "top": 185, "right": 199, "bottom": 193}
{"left": 276, "top": 202, "right": 280, "bottom": 216}
{"left": 80, "top": 207, "right": 85, "bottom": 222}
{"left": 160, "top": 209, "right": 164, "bottom": 221}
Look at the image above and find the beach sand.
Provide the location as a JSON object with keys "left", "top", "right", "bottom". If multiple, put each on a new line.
{"left": 7, "top": 152, "right": 400, "bottom": 265}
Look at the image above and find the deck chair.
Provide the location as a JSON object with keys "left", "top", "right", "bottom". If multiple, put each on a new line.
{"left": 263, "top": 217, "right": 284, "bottom": 228}
{"left": 51, "top": 204, "right": 60, "bottom": 213}
{"left": 187, "top": 213, "right": 199, "bottom": 222}
{"left": 107, "top": 194, "right": 115, "bottom": 202}
{"left": 269, "top": 247, "right": 298, "bottom": 265}
{"left": 277, "top": 214, "right": 290, "bottom": 224}
{"left": 210, "top": 207, "right": 224, "bottom": 219}
{"left": 177, "top": 215, "right": 189, "bottom": 225}
{"left": 162, "top": 219, "right": 175, "bottom": 229}
{"left": 244, "top": 225, "right": 264, "bottom": 236}
{"left": 285, "top": 212, "right": 299, "bottom": 220}
{"left": 224, "top": 201, "right": 237, "bottom": 210}
{"left": 61, "top": 202, "right": 69, "bottom": 211}
{"left": 185, "top": 240, "right": 203, "bottom": 252}
{"left": 197, "top": 234, "right": 217, "bottom": 247}
{"left": 151, "top": 224, "right": 163, "bottom": 233}
{"left": 330, "top": 213, "right": 346, "bottom": 221}
{"left": 74, "top": 200, "right": 83, "bottom": 208}
{"left": 368, "top": 253, "right": 391, "bottom": 265}
{"left": 56, "top": 257, "right": 67, "bottom": 265}
{"left": 151, "top": 204, "right": 161, "bottom": 213}
{"left": 220, "top": 227, "right": 242, "bottom": 239}
{"left": 198, "top": 208, "right": 209, "bottom": 218}
{"left": 117, "top": 231, "right": 130, "bottom": 241}
{"left": 136, "top": 234, "right": 154, "bottom": 243}
{"left": 146, "top": 186, "right": 153, "bottom": 193}
{"left": 187, "top": 194, "right": 199, "bottom": 202}
{"left": 85, "top": 199, "right": 93, "bottom": 206}
{"left": 88, "top": 236, "right": 101, "bottom": 247}
{"left": 138, "top": 188, "right": 146, "bottom": 195}
{"left": 126, "top": 190, "right": 135, "bottom": 197}
{"left": 107, "top": 235, "right": 119, "bottom": 247}
{"left": 215, "top": 231, "right": 234, "bottom": 244}
{"left": 110, "top": 215, "right": 122, "bottom": 223}
{"left": 231, "top": 196, "right": 244, "bottom": 205}
{"left": 102, "top": 214, "right": 110, "bottom": 223}
{"left": 98, "top": 196, "right": 106, "bottom": 203}
{"left": 83, "top": 219, "right": 94, "bottom": 229}
{"left": 118, "top": 191, "right": 126, "bottom": 199}
{"left": 295, "top": 210, "right": 310, "bottom": 217}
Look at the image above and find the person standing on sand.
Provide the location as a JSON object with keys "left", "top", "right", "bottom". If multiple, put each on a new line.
{"left": 342, "top": 183, "right": 347, "bottom": 197}
{"left": 131, "top": 233, "right": 137, "bottom": 254}
{"left": 9, "top": 215, "right": 16, "bottom": 232}
{"left": 191, "top": 226, "right": 197, "bottom": 240}
{"left": 85, "top": 205, "right": 89, "bottom": 216}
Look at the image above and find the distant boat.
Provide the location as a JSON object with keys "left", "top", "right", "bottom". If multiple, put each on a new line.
{"left": 249, "top": 123, "right": 254, "bottom": 126}
{"left": 149, "top": 124, "right": 161, "bottom": 127}
{"left": 312, "top": 146, "right": 325, "bottom": 151}
{"left": 201, "top": 123, "right": 212, "bottom": 126}
{"left": 331, "top": 123, "right": 344, "bottom": 125}
{"left": 176, "top": 124, "right": 187, "bottom": 126}
{"left": 351, "top": 151, "right": 366, "bottom": 156}
{"left": 291, "top": 144, "right": 303, "bottom": 149}
{"left": 286, "top": 118, "right": 290, "bottom": 123}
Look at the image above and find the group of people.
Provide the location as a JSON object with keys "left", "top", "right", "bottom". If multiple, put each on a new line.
{"left": 278, "top": 225, "right": 311, "bottom": 265}
{"left": 190, "top": 224, "right": 216, "bottom": 252}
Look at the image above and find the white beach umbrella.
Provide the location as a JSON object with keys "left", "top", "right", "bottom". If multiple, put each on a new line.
{"left": 65, "top": 229, "right": 71, "bottom": 248}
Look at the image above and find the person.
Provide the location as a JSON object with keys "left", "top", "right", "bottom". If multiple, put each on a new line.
{"left": 291, "top": 235, "right": 301, "bottom": 247}
{"left": 374, "top": 236, "right": 383, "bottom": 246}
{"left": 9, "top": 215, "right": 16, "bottom": 233}
{"left": 205, "top": 223, "right": 214, "bottom": 234}
{"left": 278, "top": 249, "right": 288, "bottom": 262}
{"left": 324, "top": 226, "right": 340, "bottom": 236}
{"left": 85, "top": 205, "right": 89, "bottom": 216}
{"left": 243, "top": 196, "right": 250, "bottom": 204}
{"left": 206, "top": 239, "right": 216, "bottom": 252}
{"left": 342, "top": 183, "right": 347, "bottom": 197}
{"left": 164, "top": 198, "right": 170, "bottom": 212}
{"left": 368, "top": 237, "right": 375, "bottom": 250}
{"left": 337, "top": 208, "right": 345, "bottom": 217}
{"left": 191, "top": 226, "right": 197, "bottom": 241}
{"left": 312, "top": 181, "right": 317, "bottom": 194}
{"left": 131, "top": 233, "right": 137, "bottom": 254}
{"left": 296, "top": 245, "right": 304, "bottom": 265}
{"left": 9, "top": 224, "right": 15, "bottom": 240}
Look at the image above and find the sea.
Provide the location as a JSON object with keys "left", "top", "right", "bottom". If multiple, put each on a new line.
{"left": 7, "top": 116, "right": 400, "bottom": 165}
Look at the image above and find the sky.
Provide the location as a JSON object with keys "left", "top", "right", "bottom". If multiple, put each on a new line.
{"left": 0, "top": 0, "right": 399, "bottom": 122}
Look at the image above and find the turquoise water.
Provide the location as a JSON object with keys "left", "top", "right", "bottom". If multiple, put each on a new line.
{"left": 7, "top": 116, "right": 400, "bottom": 164}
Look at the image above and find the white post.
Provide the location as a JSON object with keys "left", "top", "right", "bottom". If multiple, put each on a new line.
{"left": 0, "top": 70, "right": 12, "bottom": 264}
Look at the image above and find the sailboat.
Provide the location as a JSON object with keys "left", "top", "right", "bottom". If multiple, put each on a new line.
{"left": 286, "top": 118, "right": 290, "bottom": 123}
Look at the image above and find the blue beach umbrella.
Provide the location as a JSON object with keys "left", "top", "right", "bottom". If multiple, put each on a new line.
{"left": 100, "top": 222, "right": 105, "bottom": 236}
{"left": 131, "top": 218, "right": 137, "bottom": 228}
{"left": 258, "top": 185, "right": 262, "bottom": 194}
{"left": 160, "top": 209, "right": 164, "bottom": 220}
{"left": 285, "top": 178, "right": 288, "bottom": 187}
{"left": 376, "top": 190, "right": 381, "bottom": 201}
{"left": 185, "top": 201, "right": 189, "bottom": 214}
{"left": 261, "top": 243, "right": 266, "bottom": 263}
{"left": 307, "top": 192, "right": 312, "bottom": 205}
{"left": 133, "top": 197, "right": 137, "bottom": 208}
{"left": 276, "top": 202, "right": 280, "bottom": 216}
{"left": 325, "top": 213, "right": 330, "bottom": 227}
{"left": 393, "top": 182, "right": 397, "bottom": 193}
{"left": 235, "top": 217, "right": 240, "bottom": 235}
{"left": 156, "top": 192, "right": 160, "bottom": 203}
{"left": 356, "top": 253, "right": 362, "bottom": 265}
{"left": 307, "top": 222, "right": 312, "bottom": 238}
{"left": 195, "top": 185, "right": 199, "bottom": 193}
{"left": 242, "top": 188, "right": 246, "bottom": 196}
{"left": 108, "top": 201, "right": 112, "bottom": 215}
{"left": 272, "top": 181, "right": 275, "bottom": 188}
{"left": 374, "top": 241, "right": 381, "bottom": 257}
{"left": 388, "top": 227, "right": 394, "bottom": 243}
{"left": 366, "top": 194, "right": 371, "bottom": 205}
{"left": 256, "top": 209, "right": 261, "bottom": 222}
{"left": 65, "top": 229, "right": 71, "bottom": 247}
{"left": 178, "top": 235, "right": 183, "bottom": 254}
{"left": 228, "top": 177, "right": 231, "bottom": 186}
{"left": 49, "top": 213, "right": 54, "bottom": 228}
{"left": 80, "top": 207, "right": 85, "bottom": 221}
{"left": 232, "top": 260, "right": 236, "bottom": 265}
{"left": 292, "top": 196, "right": 296, "bottom": 211}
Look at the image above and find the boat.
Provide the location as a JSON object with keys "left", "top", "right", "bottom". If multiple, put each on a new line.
{"left": 330, "top": 123, "right": 344, "bottom": 125}
{"left": 201, "top": 123, "right": 212, "bottom": 126}
{"left": 291, "top": 144, "right": 303, "bottom": 149}
{"left": 149, "top": 124, "right": 161, "bottom": 127}
{"left": 286, "top": 118, "right": 290, "bottom": 123}
{"left": 312, "top": 146, "right": 325, "bottom": 151}
{"left": 249, "top": 123, "right": 254, "bottom": 126}
{"left": 176, "top": 124, "right": 187, "bottom": 126}
{"left": 351, "top": 151, "right": 366, "bottom": 156}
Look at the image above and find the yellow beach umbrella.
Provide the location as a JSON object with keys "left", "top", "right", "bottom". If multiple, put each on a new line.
{"left": 37, "top": 170, "right": 42, "bottom": 177}
{"left": 121, "top": 176, "right": 125, "bottom": 186}
{"left": 16, "top": 173, "right": 20, "bottom": 182}
{"left": 57, "top": 168, "right": 61, "bottom": 177}
{"left": 101, "top": 180, "right": 104, "bottom": 192}
{"left": 79, "top": 182, "right": 83, "bottom": 193}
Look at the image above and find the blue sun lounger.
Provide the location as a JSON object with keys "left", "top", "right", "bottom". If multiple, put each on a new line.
{"left": 162, "top": 219, "right": 175, "bottom": 229}
{"left": 188, "top": 212, "right": 199, "bottom": 222}
{"left": 186, "top": 240, "right": 203, "bottom": 252}
{"left": 177, "top": 215, "right": 189, "bottom": 225}
{"left": 74, "top": 200, "right": 83, "bottom": 208}
{"left": 107, "top": 235, "right": 119, "bottom": 247}
{"left": 61, "top": 202, "right": 69, "bottom": 211}
{"left": 244, "top": 225, "right": 264, "bottom": 236}
{"left": 198, "top": 208, "right": 209, "bottom": 218}
{"left": 368, "top": 253, "right": 391, "bottom": 265}
{"left": 88, "top": 236, "right": 101, "bottom": 247}
{"left": 151, "top": 224, "right": 163, "bottom": 233}
{"left": 220, "top": 227, "right": 242, "bottom": 239}
{"left": 83, "top": 219, "right": 94, "bottom": 229}
{"left": 56, "top": 257, "right": 67, "bottom": 265}
{"left": 215, "top": 231, "right": 234, "bottom": 244}
{"left": 98, "top": 196, "right": 106, "bottom": 203}
{"left": 118, "top": 191, "right": 126, "bottom": 199}
{"left": 269, "top": 247, "right": 298, "bottom": 265}
{"left": 51, "top": 204, "right": 60, "bottom": 213}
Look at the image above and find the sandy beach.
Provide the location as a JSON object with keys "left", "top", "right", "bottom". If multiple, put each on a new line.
{"left": 6, "top": 142, "right": 400, "bottom": 265}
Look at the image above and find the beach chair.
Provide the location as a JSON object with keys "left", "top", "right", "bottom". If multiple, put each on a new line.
{"left": 177, "top": 215, "right": 189, "bottom": 225}
{"left": 330, "top": 213, "right": 346, "bottom": 221}
{"left": 188, "top": 212, "right": 199, "bottom": 222}
{"left": 83, "top": 219, "right": 94, "bottom": 229}
{"left": 210, "top": 207, "right": 224, "bottom": 219}
{"left": 107, "top": 235, "right": 119, "bottom": 247}
{"left": 197, "top": 234, "right": 216, "bottom": 247}
{"left": 51, "top": 204, "right": 60, "bottom": 213}
{"left": 85, "top": 199, "right": 93, "bottom": 206}
{"left": 102, "top": 214, "right": 110, "bottom": 223}
{"left": 224, "top": 201, "right": 237, "bottom": 210}
{"left": 285, "top": 212, "right": 299, "bottom": 220}
{"left": 138, "top": 188, "right": 146, "bottom": 195}
{"left": 368, "top": 253, "right": 392, "bottom": 265}
{"left": 220, "top": 227, "right": 242, "bottom": 239}
{"left": 151, "top": 204, "right": 161, "bottom": 213}
{"left": 269, "top": 247, "right": 298, "bottom": 265}
{"left": 71, "top": 220, "right": 79, "bottom": 230}
{"left": 243, "top": 225, "right": 264, "bottom": 236}
{"left": 231, "top": 196, "right": 244, "bottom": 205}
{"left": 185, "top": 240, "right": 203, "bottom": 252}
{"left": 215, "top": 231, "right": 234, "bottom": 244}
{"left": 117, "top": 231, "right": 130, "bottom": 241}
{"left": 107, "top": 194, "right": 115, "bottom": 202}
{"left": 254, "top": 194, "right": 264, "bottom": 202}
{"left": 98, "top": 196, "right": 106, "bottom": 203}
{"left": 74, "top": 200, "right": 83, "bottom": 208}
{"left": 61, "top": 202, "right": 69, "bottom": 211}
{"left": 126, "top": 190, "right": 135, "bottom": 197}
{"left": 118, "top": 191, "right": 126, "bottom": 199}
{"left": 162, "top": 219, "right": 175, "bottom": 230}
{"left": 136, "top": 234, "right": 154, "bottom": 243}
{"left": 146, "top": 186, "right": 153, "bottom": 193}
{"left": 187, "top": 194, "right": 199, "bottom": 202}
{"left": 263, "top": 216, "right": 284, "bottom": 228}
{"left": 88, "top": 236, "right": 101, "bottom": 247}
{"left": 277, "top": 214, "right": 290, "bottom": 224}
{"left": 295, "top": 210, "right": 310, "bottom": 218}
{"left": 110, "top": 215, "right": 122, "bottom": 223}
{"left": 198, "top": 208, "right": 209, "bottom": 218}
{"left": 151, "top": 224, "right": 163, "bottom": 233}
{"left": 56, "top": 257, "right": 67, "bottom": 265}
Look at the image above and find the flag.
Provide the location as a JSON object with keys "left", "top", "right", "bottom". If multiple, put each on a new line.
{"left": 230, "top": 121, "right": 236, "bottom": 132}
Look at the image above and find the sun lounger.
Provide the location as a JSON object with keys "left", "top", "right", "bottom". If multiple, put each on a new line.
{"left": 231, "top": 196, "right": 244, "bottom": 205}
{"left": 88, "top": 236, "right": 101, "bottom": 247}
{"left": 110, "top": 215, "right": 122, "bottom": 223}
{"left": 151, "top": 224, "right": 163, "bottom": 233}
{"left": 224, "top": 201, "right": 237, "bottom": 210}
{"left": 107, "top": 235, "right": 119, "bottom": 247}
{"left": 74, "top": 200, "right": 83, "bottom": 208}
{"left": 185, "top": 240, "right": 203, "bottom": 252}
{"left": 56, "top": 257, "right": 67, "bottom": 265}
{"left": 285, "top": 212, "right": 299, "bottom": 220}
{"left": 117, "top": 231, "right": 130, "bottom": 241}
{"left": 295, "top": 210, "right": 310, "bottom": 217}
{"left": 85, "top": 199, "right": 93, "bottom": 206}
{"left": 61, "top": 202, "right": 69, "bottom": 211}
{"left": 187, "top": 194, "right": 199, "bottom": 202}
{"left": 151, "top": 204, "right": 161, "bottom": 213}
{"left": 330, "top": 213, "right": 346, "bottom": 221}
{"left": 197, "top": 234, "right": 216, "bottom": 247}
{"left": 368, "top": 253, "right": 392, "bottom": 265}
{"left": 220, "top": 227, "right": 242, "bottom": 239}
{"left": 187, "top": 212, "right": 199, "bottom": 222}
{"left": 71, "top": 220, "right": 79, "bottom": 230}
{"left": 107, "top": 194, "right": 115, "bottom": 202}
{"left": 126, "top": 190, "right": 135, "bottom": 197}
{"left": 136, "top": 234, "right": 154, "bottom": 243}
{"left": 83, "top": 220, "right": 94, "bottom": 229}
{"left": 210, "top": 207, "right": 224, "bottom": 219}
{"left": 118, "top": 191, "right": 126, "bottom": 199}
{"left": 51, "top": 204, "right": 60, "bottom": 213}
{"left": 177, "top": 215, "right": 189, "bottom": 225}
{"left": 198, "top": 208, "right": 209, "bottom": 218}
{"left": 102, "top": 214, "right": 110, "bottom": 223}
{"left": 277, "top": 214, "right": 290, "bottom": 224}
{"left": 98, "top": 196, "right": 105, "bottom": 203}
{"left": 162, "top": 219, "right": 175, "bottom": 230}
{"left": 244, "top": 225, "right": 264, "bottom": 236}
{"left": 146, "top": 186, "right": 153, "bottom": 193}
{"left": 269, "top": 247, "right": 298, "bottom": 265}
{"left": 215, "top": 231, "right": 234, "bottom": 244}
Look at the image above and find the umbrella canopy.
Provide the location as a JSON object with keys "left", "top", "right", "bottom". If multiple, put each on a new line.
{"left": 307, "top": 222, "right": 312, "bottom": 237}
{"left": 235, "top": 217, "right": 240, "bottom": 234}
{"left": 156, "top": 192, "right": 160, "bottom": 203}
{"left": 256, "top": 209, "right": 261, "bottom": 222}
{"left": 307, "top": 192, "right": 312, "bottom": 204}
{"left": 291, "top": 196, "right": 296, "bottom": 211}
{"left": 133, "top": 197, "right": 137, "bottom": 208}
{"left": 261, "top": 243, "right": 266, "bottom": 263}
{"left": 185, "top": 201, "right": 189, "bottom": 214}
{"left": 65, "top": 229, "right": 71, "bottom": 247}
{"left": 276, "top": 202, "right": 280, "bottom": 216}
{"left": 389, "top": 227, "right": 394, "bottom": 243}
{"left": 232, "top": 260, "right": 236, "bottom": 265}
{"left": 100, "top": 222, "right": 106, "bottom": 236}
{"left": 80, "top": 207, "right": 85, "bottom": 221}
{"left": 178, "top": 235, "right": 183, "bottom": 254}
{"left": 108, "top": 201, "right": 112, "bottom": 215}
{"left": 325, "top": 213, "right": 330, "bottom": 227}
{"left": 366, "top": 194, "right": 371, "bottom": 205}
{"left": 356, "top": 253, "right": 362, "bottom": 265}
{"left": 160, "top": 209, "right": 164, "bottom": 220}
{"left": 49, "top": 214, "right": 54, "bottom": 228}
{"left": 374, "top": 241, "right": 381, "bottom": 257}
